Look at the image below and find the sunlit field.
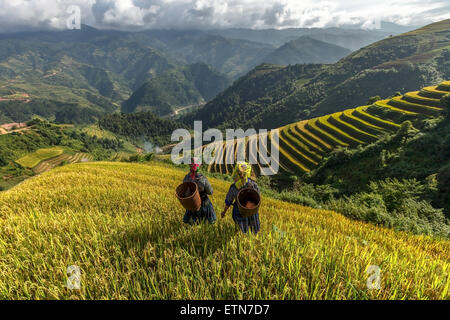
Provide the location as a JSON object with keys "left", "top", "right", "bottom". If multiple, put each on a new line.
{"left": 0, "top": 162, "right": 448, "bottom": 299}
{"left": 15, "top": 147, "right": 64, "bottom": 168}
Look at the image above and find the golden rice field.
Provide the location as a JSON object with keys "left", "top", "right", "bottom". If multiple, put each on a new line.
{"left": 200, "top": 81, "right": 448, "bottom": 175}
{"left": 0, "top": 162, "right": 448, "bottom": 299}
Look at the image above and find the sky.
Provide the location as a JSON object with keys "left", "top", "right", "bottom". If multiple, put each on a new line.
{"left": 0, "top": 0, "right": 449, "bottom": 32}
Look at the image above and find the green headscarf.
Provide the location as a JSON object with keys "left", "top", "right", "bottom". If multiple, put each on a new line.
{"left": 232, "top": 161, "right": 252, "bottom": 189}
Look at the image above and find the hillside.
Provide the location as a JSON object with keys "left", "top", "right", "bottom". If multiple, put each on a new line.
{"left": 197, "top": 81, "right": 450, "bottom": 225}
{"left": 262, "top": 36, "right": 351, "bottom": 66}
{"left": 190, "top": 19, "right": 450, "bottom": 131}
{"left": 0, "top": 161, "right": 447, "bottom": 299}
{"left": 198, "top": 81, "right": 448, "bottom": 175}
{"left": 0, "top": 27, "right": 255, "bottom": 124}
{"left": 0, "top": 23, "right": 410, "bottom": 126}
{"left": 0, "top": 120, "right": 136, "bottom": 190}
{"left": 122, "top": 63, "right": 230, "bottom": 116}
{"left": 98, "top": 112, "right": 188, "bottom": 146}
{"left": 183, "top": 63, "right": 327, "bottom": 129}
{"left": 144, "top": 30, "right": 276, "bottom": 79}
{"left": 0, "top": 34, "right": 174, "bottom": 123}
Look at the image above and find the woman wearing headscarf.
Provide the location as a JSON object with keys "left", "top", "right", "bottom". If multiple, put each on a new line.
{"left": 220, "top": 161, "right": 260, "bottom": 234}
{"left": 182, "top": 157, "right": 216, "bottom": 225}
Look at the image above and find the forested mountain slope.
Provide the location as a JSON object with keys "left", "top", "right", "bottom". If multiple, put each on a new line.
{"left": 122, "top": 63, "right": 231, "bottom": 116}
{"left": 262, "top": 36, "right": 351, "bottom": 65}
{"left": 188, "top": 20, "right": 450, "bottom": 131}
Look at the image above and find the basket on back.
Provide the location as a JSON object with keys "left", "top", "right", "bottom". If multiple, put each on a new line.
{"left": 237, "top": 188, "right": 260, "bottom": 217}
{"left": 176, "top": 182, "right": 201, "bottom": 212}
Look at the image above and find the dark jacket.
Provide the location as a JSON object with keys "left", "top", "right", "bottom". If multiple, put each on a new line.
{"left": 183, "top": 173, "right": 213, "bottom": 203}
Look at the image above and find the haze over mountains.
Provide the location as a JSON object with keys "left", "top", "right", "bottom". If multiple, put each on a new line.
{"left": 207, "top": 23, "right": 403, "bottom": 50}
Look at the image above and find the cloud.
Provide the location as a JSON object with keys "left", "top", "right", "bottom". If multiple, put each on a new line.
{"left": 0, "top": 0, "right": 448, "bottom": 32}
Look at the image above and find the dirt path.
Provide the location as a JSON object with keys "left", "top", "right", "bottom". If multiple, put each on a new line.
{"left": 0, "top": 93, "right": 31, "bottom": 103}
{"left": 0, "top": 127, "right": 30, "bottom": 135}
{"left": 0, "top": 123, "right": 29, "bottom": 135}
{"left": 43, "top": 72, "right": 57, "bottom": 79}
{"left": 169, "top": 103, "right": 205, "bottom": 117}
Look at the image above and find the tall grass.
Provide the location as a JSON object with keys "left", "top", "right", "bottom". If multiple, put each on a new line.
{"left": 0, "top": 162, "right": 448, "bottom": 299}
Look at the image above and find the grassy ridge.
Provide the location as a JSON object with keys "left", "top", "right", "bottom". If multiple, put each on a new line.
{"left": 0, "top": 162, "right": 448, "bottom": 299}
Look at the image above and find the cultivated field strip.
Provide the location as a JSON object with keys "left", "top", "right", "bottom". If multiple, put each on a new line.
{"left": 437, "top": 81, "right": 450, "bottom": 91}
{"left": 306, "top": 119, "right": 349, "bottom": 148}
{"left": 328, "top": 113, "right": 378, "bottom": 143}
{"left": 420, "top": 86, "right": 449, "bottom": 99}
{"left": 352, "top": 107, "right": 400, "bottom": 131}
{"left": 294, "top": 121, "right": 332, "bottom": 152}
{"left": 282, "top": 126, "right": 322, "bottom": 162}
{"left": 201, "top": 82, "right": 447, "bottom": 175}
{"left": 33, "top": 153, "right": 92, "bottom": 174}
{"left": 340, "top": 109, "right": 386, "bottom": 136}
{"left": 319, "top": 116, "right": 366, "bottom": 146}
{"left": 374, "top": 100, "right": 419, "bottom": 115}
{"left": 389, "top": 96, "right": 442, "bottom": 115}
{"left": 403, "top": 91, "right": 442, "bottom": 107}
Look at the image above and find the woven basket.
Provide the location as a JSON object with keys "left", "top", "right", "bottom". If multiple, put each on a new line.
{"left": 176, "top": 182, "right": 201, "bottom": 212}
{"left": 236, "top": 188, "right": 260, "bottom": 217}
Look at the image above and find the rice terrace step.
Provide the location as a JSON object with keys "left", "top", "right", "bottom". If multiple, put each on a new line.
{"left": 200, "top": 81, "right": 448, "bottom": 175}
{"left": 32, "top": 152, "right": 93, "bottom": 174}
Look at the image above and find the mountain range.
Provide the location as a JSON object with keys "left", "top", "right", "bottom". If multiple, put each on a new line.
{"left": 0, "top": 24, "right": 402, "bottom": 123}
{"left": 186, "top": 19, "right": 450, "bottom": 130}
{"left": 206, "top": 22, "right": 409, "bottom": 49}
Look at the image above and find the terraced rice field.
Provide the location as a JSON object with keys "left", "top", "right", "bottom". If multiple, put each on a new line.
{"left": 33, "top": 153, "right": 93, "bottom": 174}
{"left": 200, "top": 81, "right": 447, "bottom": 175}
{"left": 15, "top": 147, "right": 64, "bottom": 168}
{"left": 420, "top": 86, "right": 449, "bottom": 99}
{"left": 374, "top": 99, "right": 418, "bottom": 116}
{"left": 437, "top": 81, "right": 450, "bottom": 92}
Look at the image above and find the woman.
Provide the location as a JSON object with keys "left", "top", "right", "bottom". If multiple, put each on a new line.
{"left": 182, "top": 157, "right": 216, "bottom": 225}
{"left": 221, "top": 162, "right": 260, "bottom": 234}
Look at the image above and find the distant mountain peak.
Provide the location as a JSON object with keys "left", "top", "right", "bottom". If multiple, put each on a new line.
{"left": 262, "top": 35, "right": 351, "bottom": 66}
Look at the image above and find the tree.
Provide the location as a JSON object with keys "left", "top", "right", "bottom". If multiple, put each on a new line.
{"left": 441, "top": 94, "right": 450, "bottom": 118}
{"left": 441, "top": 93, "right": 450, "bottom": 108}
{"left": 367, "top": 96, "right": 381, "bottom": 105}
